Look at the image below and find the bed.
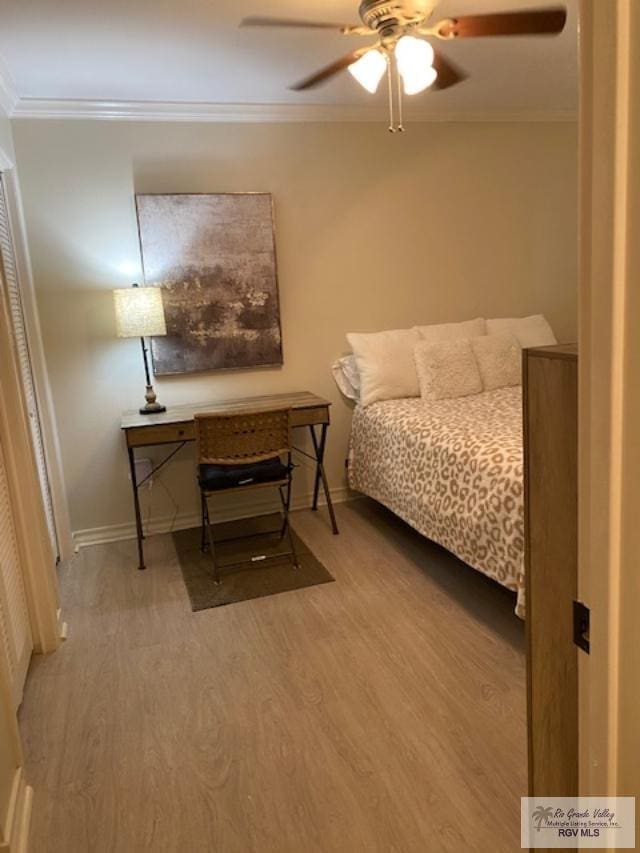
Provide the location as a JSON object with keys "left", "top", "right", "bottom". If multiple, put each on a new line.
{"left": 347, "top": 387, "right": 525, "bottom": 617}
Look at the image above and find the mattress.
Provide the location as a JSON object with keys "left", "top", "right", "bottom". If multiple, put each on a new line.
{"left": 348, "top": 388, "right": 525, "bottom": 617}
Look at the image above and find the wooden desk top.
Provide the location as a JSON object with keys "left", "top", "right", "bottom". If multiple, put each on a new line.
{"left": 121, "top": 391, "right": 331, "bottom": 431}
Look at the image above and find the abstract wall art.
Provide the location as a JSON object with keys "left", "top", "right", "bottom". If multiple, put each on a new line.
{"left": 135, "top": 193, "right": 282, "bottom": 375}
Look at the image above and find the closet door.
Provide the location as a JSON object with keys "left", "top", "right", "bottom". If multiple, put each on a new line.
{"left": 0, "top": 174, "right": 58, "bottom": 558}
{"left": 0, "top": 436, "right": 32, "bottom": 708}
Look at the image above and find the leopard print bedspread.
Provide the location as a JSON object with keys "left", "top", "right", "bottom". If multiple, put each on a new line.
{"left": 348, "top": 388, "right": 525, "bottom": 618}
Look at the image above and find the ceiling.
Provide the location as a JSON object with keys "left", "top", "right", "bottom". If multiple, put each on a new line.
{"left": 0, "top": 0, "right": 578, "bottom": 118}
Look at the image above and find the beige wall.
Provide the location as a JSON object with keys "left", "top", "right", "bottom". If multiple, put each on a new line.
{"left": 0, "top": 105, "right": 14, "bottom": 164}
{"left": 12, "top": 119, "right": 578, "bottom": 538}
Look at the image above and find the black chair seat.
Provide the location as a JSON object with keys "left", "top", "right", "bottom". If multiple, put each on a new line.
{"left": 198, "top": 458, "right": 291, "bottom": 492}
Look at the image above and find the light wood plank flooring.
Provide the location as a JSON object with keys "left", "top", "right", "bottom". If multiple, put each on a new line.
{"left": 19, "top": 499, "right": 526, "bottom": 852}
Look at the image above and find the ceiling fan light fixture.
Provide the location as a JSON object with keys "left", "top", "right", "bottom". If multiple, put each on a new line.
{"left": 347, "top": 48, "right": 387, "bottom": 93}
{"left": 394, "top": 35, "right": 436, "bottom": 95}
{"left": 401, "top": 65, "right": 438, "bottom": 95}
{"left": 395, "top": 35, "right": 435, "bottom": 72}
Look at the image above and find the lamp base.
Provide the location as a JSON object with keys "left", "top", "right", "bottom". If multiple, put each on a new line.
{"left": 139, "top": 384, "right": 165, "bottom": 415}
{"left": 139, "top": 402, "right": 166, "bottom": 415}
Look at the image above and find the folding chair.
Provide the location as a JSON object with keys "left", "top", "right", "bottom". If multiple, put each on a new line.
{"left": 194, "top": 407, "right": 300, "bottom": 583}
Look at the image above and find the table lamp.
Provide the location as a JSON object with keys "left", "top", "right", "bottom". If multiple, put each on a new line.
{"left": 113, "top": 282, "right": 167, "bottom": 415}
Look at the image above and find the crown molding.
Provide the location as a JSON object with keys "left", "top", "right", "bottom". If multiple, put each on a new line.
{"left": 0, "top": 61, "right": 18, "bottom": 116}
{"left": 10, "top": 96, "right": 578, "bottom": 123}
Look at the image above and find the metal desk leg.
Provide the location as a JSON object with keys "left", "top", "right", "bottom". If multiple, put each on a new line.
{"left": 309, "top": 423, "right": 339, "bottom": 535}
{"left": 310, "top": 425, "right": 322, "bottom": 511}
{"left": 127, "top": 445, "right": 146, "bottom": 570}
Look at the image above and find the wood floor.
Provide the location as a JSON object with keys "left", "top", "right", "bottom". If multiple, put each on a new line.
{"left": 19, "top": 499, "right": 526, "bottom": 853}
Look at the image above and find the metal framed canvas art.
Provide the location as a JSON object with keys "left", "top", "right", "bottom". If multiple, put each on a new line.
{"left": 135, "top": 193, "right": 282, "bottom": 375}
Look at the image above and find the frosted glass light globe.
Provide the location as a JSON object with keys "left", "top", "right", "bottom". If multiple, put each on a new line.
{"left": 395, "top": 36, "right": 435, "bottom": 71}
{"left": 395, "top": 36, "right": 437, "bottom": 94}
{"left": 348, "top": 49, "right": 388, "bottom": 94}
{"left": 401, "top": 65, "right": 438, "bottom": 95}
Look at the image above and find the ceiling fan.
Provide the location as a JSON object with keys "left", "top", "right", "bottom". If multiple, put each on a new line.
{"left": 240, "top": 2, "right": 567, "bottom": 131}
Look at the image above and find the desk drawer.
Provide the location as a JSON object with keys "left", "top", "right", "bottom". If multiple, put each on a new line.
{"left": 126, "top": 422, "right": 195, "bottom": 448}
{"left": 125, "top": 406, "right": 329, "bottom": 447}
{"left": 290, "top": 406, "right": 330, "bottom": 428}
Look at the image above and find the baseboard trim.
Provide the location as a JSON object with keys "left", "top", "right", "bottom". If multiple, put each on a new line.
{"left": 73, "top": 487, "right": 356, "bottom": 549}
{"left": 5, "top": 769, "right": 33, "bottom": 853}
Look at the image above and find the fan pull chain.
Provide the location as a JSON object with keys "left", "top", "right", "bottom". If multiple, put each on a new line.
{"left": 396, "top": 58, "right": 405, "bottom": 132}
{"left": 386, "top": 55, "right": 395, "bottom": 133}
{"left": 386, "top": 53, "right": 405, "bottom": 133}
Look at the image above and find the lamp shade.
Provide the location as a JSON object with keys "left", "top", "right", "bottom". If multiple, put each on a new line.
{"left": 113, "top": 286, "right": 167, "bottom": 338}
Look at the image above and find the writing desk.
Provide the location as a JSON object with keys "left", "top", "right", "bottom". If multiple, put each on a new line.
{"left": 121, "top": 391, "right": 339, "bottom": 570}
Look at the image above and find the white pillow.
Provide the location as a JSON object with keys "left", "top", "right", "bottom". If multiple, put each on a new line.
{"left": 471, "top": 333, "right": 522, "bottom": 391}
{"left": 341, "top": 353, "right": 360, "bottom": 391}
{"left": 414, "top": 317, "right": 486, "bottom": 343}
{"left": 347, "top": 328, "right": 420, "bottom": 407}
{"left": 331, "top": 355, "right": 360, "bottom": 402}
{"left": 414, "top": 339, "right": 483, "bottom": 402}
{"left": 486, "top": 314, "right": 557, "bottom": 348}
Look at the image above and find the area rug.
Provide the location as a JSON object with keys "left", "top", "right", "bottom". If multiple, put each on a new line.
{"left": 172, "top": 513, "right": 335, "bottom": 611}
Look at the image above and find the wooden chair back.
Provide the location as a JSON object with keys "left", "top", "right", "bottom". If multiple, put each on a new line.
{"left": 194, "top": 408, "right": 292, "bottom": 466}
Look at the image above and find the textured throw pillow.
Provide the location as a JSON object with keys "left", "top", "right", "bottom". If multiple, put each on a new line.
{"left": 471, "top": 333, "right": 522, "bottom": 391}
{"left": 414, "top": 339, "right": 483, "bottom": 402}
{"left": 414, "top": 317, "right": 486, "bottom": 344}
{"left": 331, "top": 355, "right": 360, "bottom": 402}
{"left": 486, "top": 314, "right": 557, "bottom": 348}
{"left": 347, "top": 328, "right": 420, "bottom": 407}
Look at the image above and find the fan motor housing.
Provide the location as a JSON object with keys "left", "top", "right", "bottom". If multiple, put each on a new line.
{"left": 358, "top": 0, "right": 436, "bottom": 34}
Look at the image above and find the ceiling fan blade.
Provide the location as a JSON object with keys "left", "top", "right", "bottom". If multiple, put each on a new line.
{"left": 435, "top": 7, "right": 567, "bottom": 39}
{"left": 290, "top": 48, "right": 371, "bottom": 91}
{"left": 240, "top": 16, "right": 365, "bottom": 34}
{"left": 431, "top": 50, "right": 468, "bottom": 90}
